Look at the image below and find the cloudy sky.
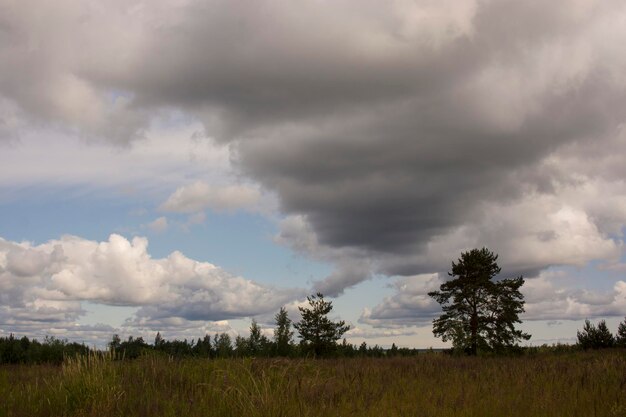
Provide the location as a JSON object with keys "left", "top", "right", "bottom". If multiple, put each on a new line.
{"left": 1, "top": 0, "right": 626, "bottom": 348}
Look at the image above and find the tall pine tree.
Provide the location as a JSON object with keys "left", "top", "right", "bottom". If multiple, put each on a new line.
{"left": 429, "top": 248, "right": 530, "bottom": 355}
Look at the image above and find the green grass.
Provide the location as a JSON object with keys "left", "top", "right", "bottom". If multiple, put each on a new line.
{"left": 1, "top": 350, "right": 625, "bottom": 417}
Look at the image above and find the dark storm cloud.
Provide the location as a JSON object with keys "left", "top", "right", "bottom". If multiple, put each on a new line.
{"left": 239, "top": 76, "right": 621, "bottom": 255}
{"left": 2, "top": 0, "right": 626, "bottom": 293}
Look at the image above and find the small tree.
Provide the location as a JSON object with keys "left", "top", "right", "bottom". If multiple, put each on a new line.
{"left": 273, "top": 307, "right": 294, "bottom": 356}
{"left": 596, "top": 320, "right": 614, "bottom": 348}
{"left": 577, "top": 319, "right": 596, "bottom": 350}
{"left": 234, "top": 335, "right": 250, "bottom": 357}
{"left": 248, "top": 319, "right": 269, "bottom": 356}
{"left": 194, "top": 334, "right": 213, "bottom": 357}
{"left": 616, "top": 317, "right": 626, "bottom": 348}
{"left": 578, "top": 319, "right": 614, "bottom": 349}
{"left": 214, "top": 333, "right": 233, "bottom": 358}
{"left": 108, "top": 334, "right": 121, "bottom": 352}
{"left": 294, "top": 293, "right": 350, "bottom": 357}
{"left": 428, "top": 248, "right": 530, "bottom": 355}
{"left": 154, "top": 332, "right": 164, "bottom": 348}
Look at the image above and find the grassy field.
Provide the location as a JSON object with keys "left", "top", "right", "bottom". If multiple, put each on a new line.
{"left": 1, "top": 350, "right": 625, "bottom": 417}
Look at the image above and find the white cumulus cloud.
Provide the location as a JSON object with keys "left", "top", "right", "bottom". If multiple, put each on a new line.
{"left": 0, "top": 234, "right": 304, "bottom": 337}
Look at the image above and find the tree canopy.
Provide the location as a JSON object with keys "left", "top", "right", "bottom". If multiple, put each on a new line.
{"left": 273, "top": 307, "right": 294, "bottom": 356}
{"left": 617, "top": 317, "right": 626, "bottom": 348}
{"left": 428, "top": 248, "right": 530, "bottom": 355}
{"left": 577, "top": 319, "right": 615, "bottom": 349}
{"left": 294, "top": 293, "right": 350, "bottom": 357}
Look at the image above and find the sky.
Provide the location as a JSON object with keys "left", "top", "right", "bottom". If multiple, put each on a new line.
{"left": 1, "top": 0, "right": 626, "bottom": 349}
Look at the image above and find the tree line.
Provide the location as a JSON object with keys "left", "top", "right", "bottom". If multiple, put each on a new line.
{"left": 576, "top": 318, "right": 626, "bottom": 350}
{"left": 0, "top": 293, "right": 420, "bottom": 364}
{"left": 107, "top": 295, "right": 420, "bottom": 360}
{"left": 0, "top": 335, "right": 89, "bottom": 364}
{"left": 2, "top": 248, "right": 625, "bottom": 364}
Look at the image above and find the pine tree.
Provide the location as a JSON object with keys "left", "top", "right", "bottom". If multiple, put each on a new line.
{"left": 616, "top": 317, "right": 626, "bottom": 348}
{"left": 234, "top": 335, "right": 250, "bottom": 357}
{"left": 595, "top": 320, "right": 614, "bottom": 348}
{"left": 273, "top": 307, "right": 294, "bottom": 356}
{"left": 248, "top": 319, "right": 269, "bottom": 356}
{"left": 214, "top": 333, "right": 233, "bottom": 358}
{"left": 577, "top": 319, "right": 596, "bottom": 350}
{"left": 428, "top": 248, "right": 530, "bottom": 355}
{"left": 577, "top": 319, "right": 614, "bottom": 349}
{"left": 294, "top": 293, "right": 350, "bottom": 357}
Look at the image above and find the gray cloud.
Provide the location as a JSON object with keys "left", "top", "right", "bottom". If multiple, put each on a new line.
{"left": 229, "top": 0, "right": 626, "bottom": 291}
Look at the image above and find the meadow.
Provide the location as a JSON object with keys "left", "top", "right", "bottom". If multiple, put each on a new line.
{"left": 1, "top": 350, "right": 625, "bottom": 417}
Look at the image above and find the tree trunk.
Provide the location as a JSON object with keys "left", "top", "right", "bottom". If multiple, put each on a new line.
{"left": 470, "top": 312, "right": 478, "bottom": 355}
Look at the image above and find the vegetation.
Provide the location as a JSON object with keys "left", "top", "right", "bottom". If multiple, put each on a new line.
{"left": 615, "top": 316, "right": 626, "bottom": 348}
{"left": 429, "top": 248, "right": 530, "bottom": 355}
{"left": 3, "top": 311, "right": 625, "bottom": 366}
{"left": 1, "top": 350, "right": 625, "bottom": 417}
{"left": 3, "top": 300, "right": 626, "bottom": 368}
{"left": 294, "top": 292, "right": 351, "bottom": 357}
{"left": 576, "top": 317, "right": 626, "bottom": 350}
{"left": 273, "top": 307, "right": 294, "bottom": 356}
{"left": 2, "top": 296, "right": 626, "bottom": 416}
{"left": 0, "top": 334, "right": 89, "bottom": 365}
{"left": 577, "top": 319, "right": 614, "bottom": 349}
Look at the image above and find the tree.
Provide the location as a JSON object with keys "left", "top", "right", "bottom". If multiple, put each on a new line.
{"left": 616, "top": 317, "right": 626, "bottom": 348}
{"left": 154, "top": 332, "right": 164, "bottom": 348}
{"left": 577, "top": 319, "right": 614, "bottom": 349}
{"left": 194, "top": 334, "right": 213, "bottom": 357}
{"left": 273, "top": 307, "right": 294, "bottom": 356}
{"left": 214, "top": 333, "right": 233, "bottom": 358}
{"left": 108, "top": 334, "right": 121, "bottom": 352}
{"left": 248, "top": 319, "right": 269, "bottom": 356}
{"left": 596, "top": 320, "right": 615, "bottom": 348}
{"left": 428, "top": 248, "right": 530, "bottom": 355}
{"left": 118, "top": 336, "right": 149, "bottom": 359}
{"left": 234, "top": 335, "right": 250, "bottom": 357}
{"left": 294, "top": 293, "right": 350, "bottom": 357}
{"left": 576, "top": 319, "right": 596, "bottom": 350}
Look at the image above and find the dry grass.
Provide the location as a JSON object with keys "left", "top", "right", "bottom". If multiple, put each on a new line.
{"left": 1, "top": 350, "right": 625, "bottom": 417}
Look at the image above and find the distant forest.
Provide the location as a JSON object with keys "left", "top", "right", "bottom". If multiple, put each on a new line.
{"left": 1, "top": 315, "right": 624, "bottom": 365}
{"left": 0, "top": 332, "right": 418, "bottom": 365}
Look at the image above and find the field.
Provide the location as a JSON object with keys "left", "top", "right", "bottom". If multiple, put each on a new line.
{"left": 1, "top": 350, "right": 625, "bottom": 417}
